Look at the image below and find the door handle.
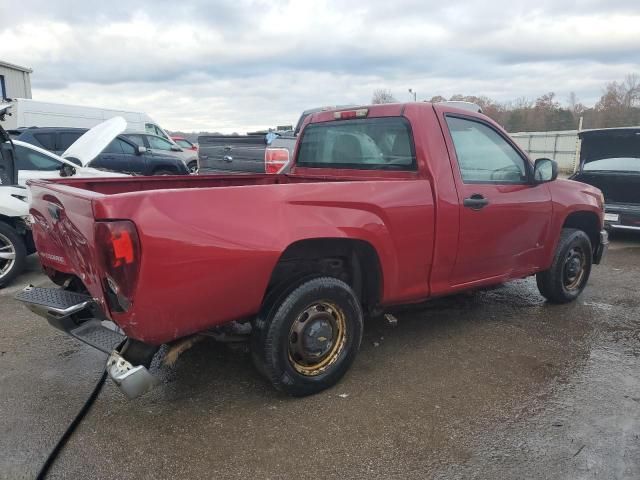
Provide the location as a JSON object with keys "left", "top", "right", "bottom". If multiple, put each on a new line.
{"left": 463, "top": 194, "right": 489, "bottom": 210}
{"left": 223, "top": 155, "right": 233, "bottom": 162}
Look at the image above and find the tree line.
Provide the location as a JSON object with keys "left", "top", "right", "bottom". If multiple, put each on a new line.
{"left": 372, "top": 73, "right": 640, "bottom": 132}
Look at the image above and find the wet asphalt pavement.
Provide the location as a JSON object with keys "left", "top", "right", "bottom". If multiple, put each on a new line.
{"left": 1, "top": 235, "right": 638, "bottom": 479}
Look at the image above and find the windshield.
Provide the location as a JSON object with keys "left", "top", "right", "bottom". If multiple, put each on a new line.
{"left": 583, "top": 157, "right": 640, "bottom": 173}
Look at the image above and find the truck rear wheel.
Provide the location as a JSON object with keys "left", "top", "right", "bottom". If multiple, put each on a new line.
{"left": 251, "top": 277, "right": 363, "bottom": 396}
{"left": 536, "top": 228, "right": 592, "bottom": 304}
{"left": 0, "top": 222, "right": 27, "bottom": 288}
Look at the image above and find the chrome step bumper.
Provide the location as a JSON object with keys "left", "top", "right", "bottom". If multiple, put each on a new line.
{"left": 16, "top": 286, "right": 94, "bottom": 321}
{"left": 16, "top": 286, "right": 157, "bottom": 399}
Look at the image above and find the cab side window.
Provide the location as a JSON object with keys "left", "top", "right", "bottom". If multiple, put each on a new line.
{"left": 446, "top": 116, "right": 528, "bottom": 184}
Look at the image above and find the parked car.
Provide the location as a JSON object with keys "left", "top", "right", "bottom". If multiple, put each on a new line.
{"left": 124, "top": 133, "right": 197, "bottom": 174}
{"left": 16, "top": 128, "right": 189, "bottom": 177}
{"left": 0, "top": 112, "right": 130, "bottom": 287}
{"left": 171, "top": 136, "right": 198, "bottom": 152}
{"left": 570, "top": 127, "right": 640, "bottom": 232}
{"left": 18, "top": 102, "right": 607, "bottom": 399}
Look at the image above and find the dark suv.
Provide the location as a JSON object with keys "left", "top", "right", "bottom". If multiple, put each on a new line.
{"left": 15, "top": 127, "right": 189, "bottom": 176}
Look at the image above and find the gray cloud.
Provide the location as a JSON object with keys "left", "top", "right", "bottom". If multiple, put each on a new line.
{"left": 0, "top": 0, "right": 639, "bottom": 131}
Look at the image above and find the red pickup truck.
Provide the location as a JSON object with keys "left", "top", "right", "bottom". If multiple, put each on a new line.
{"left": 18, "top": 103, "right": 608, "bottom": 398}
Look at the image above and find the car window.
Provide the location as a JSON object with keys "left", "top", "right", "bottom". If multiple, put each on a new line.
{"left": 175, "top": 139, "right": 192, "bottom": 149}
{"left": 125, "top": 134, "right": 146, "bottom": 147}
{"left": 446, "top": 116, "right": 528, "bottom": 184}
{"left": 103, "top": 139, "right": 124, "bottom": 154}
{"left": 103, "top": 138, "right": 137, "bottom": 155}
{"left": 297, "top": 117, "right": 416, "bottom": 170}
{"left": 14, "top": 145, "right": 60, "bottom": 171}
{"left": 58, "top": 132, "right": 84, "bottom": 151}
{"left": 118, "top": 138, "right": 136, "bottom": 154}
{"left": 33, "top": 132, "right": 56, "bottom": 150}
{"left": 145, "top": 123, "right": 166, "bottom": 139}
{"left": 148, "top": 135, "right": 174, "bottom": 151}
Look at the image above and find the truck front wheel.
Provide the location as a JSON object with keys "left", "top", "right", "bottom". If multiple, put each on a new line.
{"left": 0, "top": 222, "right": 27, "bottom": 288}
{"left": 251, "top": 277, "right": 363, "bottom": 396}
{"left": 536, "top": 228, "right": 593, "bottom": 304}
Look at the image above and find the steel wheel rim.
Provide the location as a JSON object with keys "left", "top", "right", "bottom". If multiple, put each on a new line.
{"left": 0, "top": 232, "right": 16, "bottom": 280}
{"left": 288, "top": 301, "right": 347, "bottom": 376}
{"left": 563, "top": 246, "right": 586, "bottom": 291}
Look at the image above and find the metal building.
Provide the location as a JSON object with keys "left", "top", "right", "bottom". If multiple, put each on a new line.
{"left": 0, "top": 60, "right": 32, "bottom": 100}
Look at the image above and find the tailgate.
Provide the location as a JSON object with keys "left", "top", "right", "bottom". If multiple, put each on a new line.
{"left": 198, "top": 135, "right": 266, "bottom": 173}
{"left": 28, "top": 180, "right": 107, "bottom": 305}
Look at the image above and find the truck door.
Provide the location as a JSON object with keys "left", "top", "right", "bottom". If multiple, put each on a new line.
{"left": 441, "top": 114, "right": 552, "bottom": 286}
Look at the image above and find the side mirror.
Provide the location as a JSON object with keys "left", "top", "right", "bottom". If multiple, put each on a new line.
{"left": 137, "top": 146, "right": 147, "bottom": 155}
{"left": 170, "top": 145, "right": 182, "bottom": 152}
{"left": 533, "top": 158, "right": 558, "bottom": 183}
{"left": 59, "top": 164, "right": 76, "bottom": 177}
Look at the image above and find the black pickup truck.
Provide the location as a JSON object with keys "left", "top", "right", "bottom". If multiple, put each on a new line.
{"left": 571, "top": 127, "right": 640, "bottom": 232}
{"left": 197, "top": 134, "right": 270, "bottom": 174}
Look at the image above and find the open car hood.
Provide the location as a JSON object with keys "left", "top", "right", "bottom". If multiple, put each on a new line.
{"left": 62, "top": 116, "right": 127, "bottom": 166}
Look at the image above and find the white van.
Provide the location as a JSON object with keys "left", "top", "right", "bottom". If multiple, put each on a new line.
{"left": 0, "top": 98, "right": 173, "bottom": 143}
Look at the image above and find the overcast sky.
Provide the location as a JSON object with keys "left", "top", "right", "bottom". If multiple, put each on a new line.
{"left": 1, "top": 0, "right": 639, "bottom": 132}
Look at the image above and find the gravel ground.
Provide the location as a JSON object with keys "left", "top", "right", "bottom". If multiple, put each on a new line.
{"left": 0, "top": 234, "right": 638, "bottom": 479}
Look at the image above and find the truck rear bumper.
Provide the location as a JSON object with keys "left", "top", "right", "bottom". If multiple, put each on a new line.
{"left": 15, "top": 286, "right": 158, "bottom": 398}
{"left": 604, "top": 203, "right": 640, "bottom": 231}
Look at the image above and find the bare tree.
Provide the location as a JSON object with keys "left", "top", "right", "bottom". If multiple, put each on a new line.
{"left": 372, "top": 89, "right": 397, "bottom": 104}
{"left": 623, "top": 73, "right": 640, "bottom": 107}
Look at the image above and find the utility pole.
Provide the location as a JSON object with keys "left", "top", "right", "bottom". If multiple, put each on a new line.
{"left": 408, "top": 88, "right": 417, "bottom": 102}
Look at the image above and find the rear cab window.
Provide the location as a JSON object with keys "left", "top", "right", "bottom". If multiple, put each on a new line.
{"left": 297, "top": 117, "right": 416, "bottom": 171}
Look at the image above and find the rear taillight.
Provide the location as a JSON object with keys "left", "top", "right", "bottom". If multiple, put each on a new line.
{"left": 95, "top": 221, "right": 141, "bottom": 312}
{"left": 265, "top": 148, "right": 290, "bottom": 174}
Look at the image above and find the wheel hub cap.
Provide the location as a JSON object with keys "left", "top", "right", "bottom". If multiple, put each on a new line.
{"left": 0, "top": 233, "right": 17, "bottom": 280}
{"left": 302, "top": 317, "right": 334, "bottom": 358}
{"left": 288, "top": 301, "right": 347, "bottom": 376}
{"left": 563, "top": 247, "right": 585, "bottom": 290}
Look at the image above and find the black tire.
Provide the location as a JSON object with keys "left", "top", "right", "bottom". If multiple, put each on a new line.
{"left": 187, "top": 161, "right": 198, "bottom": 174}
{"left": 0, "top": 222, "right": 27, "bottom": 288}
{"left": 536, "top": 228, "right": 592, "bottom": 304}
{"left": 251, "top": 277, "right": 363, "bottom": 396}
